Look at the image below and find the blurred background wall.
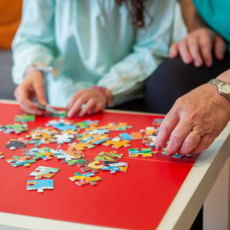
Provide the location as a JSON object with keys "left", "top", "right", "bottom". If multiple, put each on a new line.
{"left": 0, "top": 0, "right": 22, "bottom": 100}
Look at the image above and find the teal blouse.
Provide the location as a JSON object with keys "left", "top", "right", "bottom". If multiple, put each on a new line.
{"left": 12, "top": 0, "right": 175, "bottom": 107}
{"left": 193, "top": 0, "right": 230, "bottom": 53}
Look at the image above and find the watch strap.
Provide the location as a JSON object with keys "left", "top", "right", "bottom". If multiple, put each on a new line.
{"left": 209, "top": 79, "right": 230, "bottom": 102}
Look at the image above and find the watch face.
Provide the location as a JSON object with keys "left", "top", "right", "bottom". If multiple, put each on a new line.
{"left": 221, "top": 84, "right": 230, "bottom": 94}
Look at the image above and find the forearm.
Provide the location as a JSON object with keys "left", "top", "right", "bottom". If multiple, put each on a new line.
{"left": 217, "top": 69, "right": 230, "bottom": 84}
{"left": 179, "top": 0, "right": 208, "bottom": 32}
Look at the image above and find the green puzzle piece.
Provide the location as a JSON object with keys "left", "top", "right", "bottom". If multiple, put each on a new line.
{"left": 52, "top": 111, "right": 68, "bottom": 118}
{"left": 62, "top": 159, "right": 84, "bottom": 166}
{"left": 75, "top": 122, "right": 89, "bottom": 129}
{"left": 5, "top": 123, "right": 28, "bottom": 134}
{"left": 15, "top": 114, "right": 35, "bottom": 123}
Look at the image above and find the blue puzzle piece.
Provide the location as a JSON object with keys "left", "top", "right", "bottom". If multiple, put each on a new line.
{"left": 27, "top": 179, "right": 54, "bottom": 193}
{"left": 93, "top": 138, "right": 110, "bottom": 145}
{"left": 52, "top": 124, "right": 77, "bottom": 131}
{"left": 119, "top": 133, "right": 133, "bottom": 141}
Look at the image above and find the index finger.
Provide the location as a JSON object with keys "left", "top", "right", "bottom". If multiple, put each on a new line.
{"left": 155, "top": 110, "right": 179, "bottom": 150}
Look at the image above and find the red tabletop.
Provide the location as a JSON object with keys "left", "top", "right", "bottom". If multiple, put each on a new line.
{"left": 0, "top": 103, "right": 199, "bottom": 230}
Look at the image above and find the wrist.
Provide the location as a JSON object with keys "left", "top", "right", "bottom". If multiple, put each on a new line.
{"left": 25, "top": 63, "right": 58, "bottom": 78}
{"left": 92, "top": 86, "right": 113, "bottom": 106}
{"left": 203, "top": 83, "right": 230, "bottom": 118}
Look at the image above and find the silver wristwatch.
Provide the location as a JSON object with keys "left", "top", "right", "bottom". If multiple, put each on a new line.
{"left": 209, "top": 79, "right": 230, "bottom": 102}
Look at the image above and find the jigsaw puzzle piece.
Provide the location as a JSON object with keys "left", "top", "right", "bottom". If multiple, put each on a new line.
{"left": 53, "top": 133, "right": 75, "bottom": 144}
{"left": 52, "top": 124, "right": 77, "bottom": 131}
{"left": 0, "top": 152, "right": 4, "bottom": 159}
{"left": 119, "top": 133, "right": 133, "bottom": 141}
{"left": 103, "top": 140, "right": 130, "bottom": 149}
{"left": 129, "top": 148, "right": 153, "bottom": 158}
{"left": 69, "top": 172, "right": 102, "bottom": 186}
{"left": 30, "top": 166, "right": 59, "bottom": 179}
{"left": 102, "top": 162, "right": 128, "bottom": 174}
{"left": 61, "top": 159, "right": 84, "bottom": 166}
{"left": 15, "top": 114, "right": 35, "bottom": 123}
{"left": 7, "top": 155, "right": 36, "bottom": 167}
{"left": 5, "top": 140, "right": 26, "bottom": 149}
{"left": 77, "top": 159, "right": 101, "bottom": 173}
{"left": 56, "top": 149, "right": 83, "bottom": 161}
{"left": 153, "top": 118, "right": 163, "bottom": 126}
{"left": 87, "top": 129, "right": 110, "bottom": 135}
{"left": 69, "top": 142, "right": 95, "bottom": 151}
{"left": 94, "top": 151, "right": 123, "bottom": 162}
{"left": 107, "top": 123, "right": 132, "bottom": 131}
{"left": 143, "top": 135, "right": 156, "bottom": 148}
{"left": 27, "top": 179, "right": 54, "bottom": 193}
{"left": 4, "top": 123, "right": 28, "bottom": 134}
{"left": 75, "top": 120, "right": 98, "bottom": 129}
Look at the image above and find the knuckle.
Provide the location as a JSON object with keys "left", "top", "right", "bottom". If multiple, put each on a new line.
{"left": 171, "top": 133, "right": 183, "bottom": 143}
{"left": 159, "top": 123, "right": 170, "bottom": 134}
{"left": 78, "top": 98, "right": 84, "bottom": 104}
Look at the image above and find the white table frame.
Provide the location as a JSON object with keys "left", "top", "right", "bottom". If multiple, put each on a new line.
{"left": 0, "top": 99, "right": 229, "bottom": 230}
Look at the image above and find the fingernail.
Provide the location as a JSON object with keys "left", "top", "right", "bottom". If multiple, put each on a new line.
{"left": 185, "top": 58, "right": 190, "bottom": 64}
{"left": 195, "top": 61, "right": 200, "bottom": 67}
{"left": 78, "top": 112, "right": 83, "bottom": 117}
{"left": 67, "top": 112, "right": 72, "bottom": 118}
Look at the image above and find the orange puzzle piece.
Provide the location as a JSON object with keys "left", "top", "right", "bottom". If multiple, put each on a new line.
{"left": 103, "top": 140, "right": 130, "bottom": 149}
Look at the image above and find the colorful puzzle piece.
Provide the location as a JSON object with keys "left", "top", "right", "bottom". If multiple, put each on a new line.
{"left": 53, "top": 133, "right": 75, "bottom": 144}
{"left": 56, "top": 148, "right": 83, "bottom": 161}
{"left": 15, "top": 114, "right": 35, "bottom": 123}
{"left": 22, "top": 147, "right": 55, "bottom": 161}
{"left": 103, "top": 140, "right": 130, "bottom": 149}
{"left": 129, "top": 148, "right": 153, "bottom": 158}
{"left": 143, "top": 135, "right": 156, "bottom": 148}
{"left": 60, "top": 129, "right": 79, "bottom": 135}
{"left": 0, "top": 152, "right": 4, "bottom": 159}
{"left": 94, "top": 151, "right": 123, "bottom": 162}
{"left": 153, "top": 118, "right": 163, "bottom": 126}
{"left": 77, "top": 134, "right": 110, "bottom": 145}
{"left": 7, "top": 155, "right": 36, "bottom": 167}
{"left": 27, "top": 179, "right": 54, "bottom": 193}
{"left": 75, "top": 120, "right": 98, "bottom": 129}
{"left": 52, "top": 110, "right": 68, "bottom": 118}
{"left": 86, "top": 128, "right": 110, "bottom": 135}
{"left": 77, "top": 159, "right": 102, "bottom": 173}
{"left": 69, "top": 142, "right": 95, "bottom": 151}
{"left": 61, "top": 159, "right": 84, "bottom": 166}
{"left": 102, "top": 162, "right": 128, "bottom": 174}
{"left": 107, "top": 123, "right": 132, "bottom": 131}
{"left": 5, "top": 140, "right": 26, "bottom": 149}
{"left": 4, "top": 123, "right": 28, "bottom": 134}
{"left": 30, "top": 166, "right": 59, "bottom": 179}
{"left": 141, "top": 127, "right": 159, "bottom": 136}
{"left": 69, "top": 172, "right": 102, "bottom": 186}
{"left": 119, "top": 132, "right": 142, "bottom": 141}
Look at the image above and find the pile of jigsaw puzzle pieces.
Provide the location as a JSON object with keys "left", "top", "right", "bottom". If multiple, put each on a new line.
{"left": 0, "top": 115, "right": 192, "bottom": 193}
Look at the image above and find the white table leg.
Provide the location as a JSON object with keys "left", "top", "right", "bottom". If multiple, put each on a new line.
{"left": 204, "top": 157, "right": 230, "bottom": 230}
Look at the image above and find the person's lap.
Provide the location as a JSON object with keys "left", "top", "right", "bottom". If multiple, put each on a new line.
{"left": 145, "top": 52, "right": 230, "bottom": 114}
{"left": 111, "top": 52, "right": 230, "bottom": 114}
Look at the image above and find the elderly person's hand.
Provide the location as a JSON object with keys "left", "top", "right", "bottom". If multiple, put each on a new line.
{"left": 155, "top": 70, "right": 230, "bottom": 155}
{"left": 170, "top": 28, "right": 226, "bottom": 67}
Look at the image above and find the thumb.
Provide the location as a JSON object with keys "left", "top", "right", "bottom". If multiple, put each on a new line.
{"left": 214, "top": 35, "right": 226, "bottom": 60}
{"left": 33, "top": 77, "right": 47, "bottom": 106}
